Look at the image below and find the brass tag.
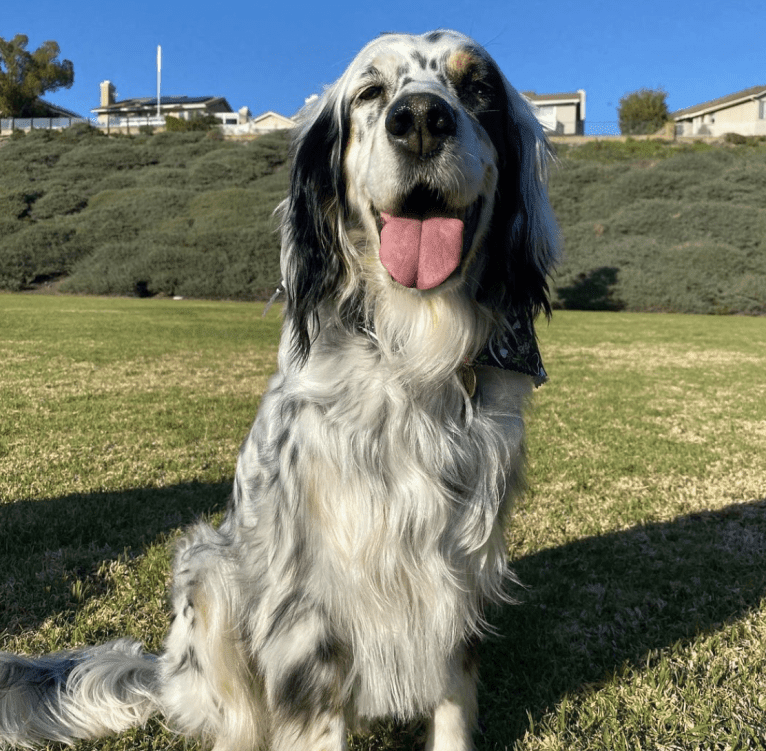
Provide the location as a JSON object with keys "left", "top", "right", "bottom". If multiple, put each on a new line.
{"left": 460, "top": 364, "right": 477, "bottom": 398}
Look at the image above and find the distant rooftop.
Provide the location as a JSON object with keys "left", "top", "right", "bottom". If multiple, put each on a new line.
{"left": 671, "top": 84, "right": 766, "bottom": 119}
{"left": 96, "top": 95, "right": 229, "bottom": 110}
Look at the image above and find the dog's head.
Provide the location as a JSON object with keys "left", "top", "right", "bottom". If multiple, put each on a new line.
{"left": 280, "top": 30, "right": 559, "bottom": 365}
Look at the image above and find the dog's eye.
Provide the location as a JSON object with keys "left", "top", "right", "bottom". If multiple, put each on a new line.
{"left": 470, "top": 82, "right": 492, "bottom": 101}
{"left": 357, "top": 85, "right": 384, "bottom": 103}
{"left": 459, "top": 78, "right": 493, "bottom": 109}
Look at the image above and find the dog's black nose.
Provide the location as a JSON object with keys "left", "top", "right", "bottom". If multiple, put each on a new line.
{"left": 385, "top": 93, "right": 457, "bottom": 157}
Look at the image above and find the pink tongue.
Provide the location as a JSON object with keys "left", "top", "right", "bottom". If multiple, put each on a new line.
{"left": 379, "top": 213, "right": 464, "bottom": 290}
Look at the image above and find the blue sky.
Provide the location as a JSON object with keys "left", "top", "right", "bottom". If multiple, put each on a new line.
{"left": 4, "top": 0, "right": 764, "bottom": 134}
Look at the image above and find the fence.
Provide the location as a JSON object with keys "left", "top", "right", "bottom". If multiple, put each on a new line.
{"left": 584, "top": 121, "right": 622, "bottom": 136}
{"left": 0, "top": 117, "right": 96, "bottom": 134}
{"left": 0, "top": 115, "right": 167, "bottom": 136}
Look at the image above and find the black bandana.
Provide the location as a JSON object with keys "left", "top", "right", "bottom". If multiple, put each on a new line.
{"left": 475, "top": 313, "right": 548, "bottom": 387}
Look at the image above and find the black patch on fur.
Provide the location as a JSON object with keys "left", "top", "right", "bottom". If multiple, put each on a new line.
{"left": 265, "top": 591, "right": 306, "bottom": 643}
{"left": 411, "top": 50, "right": 428, "bottom": 69}
{"left": 272, "top": 639, "right": 346, "bottom": 725}
{"left": 424, "top": 30, "right": 445, "bottom": 43}
{"left": 471, "top": 58, "right": 553, "bottom": 320}
{"left": 288, "top": 443, "right": 299, "bottom": 471}
{"left": 274, "top": 661, "right": 336, "bottom": 723}
{"left": 284, "top": 100, "right": 350, "bottom": 365}
{"left": 429, "top": 58, "right": 438, "bottom": 71}
{"left": 275, "top": 428, "right": 291, "bottom": 457}
{"left": 316, "top": 638, "right": 346, "bottom": 665}
{"left": 170, "top": 646, "right": 202, "bottom": 677}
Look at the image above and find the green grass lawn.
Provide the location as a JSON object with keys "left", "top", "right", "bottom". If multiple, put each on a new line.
{"left": 1, "top": 295, "right": 765, "bottom": 750}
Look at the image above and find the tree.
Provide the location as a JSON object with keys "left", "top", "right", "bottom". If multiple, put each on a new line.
{"left": 0, "top": 35, "right": 74, "bottom": 117}
{"left": 618, "top": 88, "right": 669, "bottom": 136}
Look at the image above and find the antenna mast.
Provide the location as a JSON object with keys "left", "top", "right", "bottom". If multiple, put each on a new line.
{"left": 156, "top": 45, "right": 162, "bottom": 119}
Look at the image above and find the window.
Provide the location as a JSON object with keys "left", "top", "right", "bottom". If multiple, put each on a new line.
{"left": 759, "top": 99, "right": 766, "bottom": 119}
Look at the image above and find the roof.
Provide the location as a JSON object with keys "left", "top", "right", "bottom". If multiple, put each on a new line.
{"left": 37, "top": 98, "right": 84, "bottom": 119}
{"left": 251, "top": 110, "right": 295, "bottom": 126}
{"left": 523, "top": 91, "right": 584, "bottom": 104}
{"left": 671, "top": 85, "right": 766, "bottom": 120}
{"left": 93, "top": 95, "right": 233, "bottom": 113}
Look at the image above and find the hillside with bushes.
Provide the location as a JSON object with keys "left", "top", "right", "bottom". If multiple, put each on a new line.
{"left": 548, "top": 138, "right": 766, "bottom": 315}
{"left": 0, "top": 126, "right": 290, "bottom": 299}
{"left": 0, "top": 126, "right": 764, "bottom": 314}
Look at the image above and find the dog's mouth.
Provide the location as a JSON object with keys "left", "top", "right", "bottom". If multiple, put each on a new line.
{"left": 377, "top": 186, "right": 482, "bottom": 290}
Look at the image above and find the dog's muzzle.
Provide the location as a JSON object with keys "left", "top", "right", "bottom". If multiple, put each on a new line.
{"left": 377, "top": 93, "right": 482, "bottom": 290}
{"left": 385, "top": 93, "right": 457, "bottom": 158}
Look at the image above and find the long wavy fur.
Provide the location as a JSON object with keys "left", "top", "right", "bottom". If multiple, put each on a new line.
{"left": 0, "top": 30, "right": 559, "bottom": 751}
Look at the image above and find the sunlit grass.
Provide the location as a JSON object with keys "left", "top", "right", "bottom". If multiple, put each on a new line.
{"left": 1, "top": 297, "right": 765, "bottom": 750}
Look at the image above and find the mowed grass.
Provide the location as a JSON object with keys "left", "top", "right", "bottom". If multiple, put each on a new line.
{"left": 1, "top": 295, "right": 765, "bottom": 750}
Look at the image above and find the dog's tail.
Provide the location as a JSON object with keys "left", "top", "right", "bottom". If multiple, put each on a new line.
{"left": 0, "top": 638, "right": 159, "bottom": 748}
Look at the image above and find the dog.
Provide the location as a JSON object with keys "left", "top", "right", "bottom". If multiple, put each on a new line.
{"left": 0, "top": 29, "right": 558, "bottom": 751}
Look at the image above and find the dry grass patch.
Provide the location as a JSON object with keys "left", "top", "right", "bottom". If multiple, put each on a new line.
{"left": 1, "top": 301, "right": 765, "bottom": 751}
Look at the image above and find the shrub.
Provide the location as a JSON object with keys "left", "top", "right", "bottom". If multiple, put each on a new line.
{"left": 31, "top": 186, "right": 88, "bottom": 219}
{"left": 1, "top": 120, "right": 762, "bottom": 313}
{"left": 0, "top": 219, "right": 79, "bottom": 289}
{"left": 566, "top": 138, "right": 676, "bottom": 162}
{"left": 618, "top": 88, "right": 669, "bottom": 135}
{"left": 0, "top": 188, "right": 29, "bottom": 220}
{"left": 165, "top": 114, "right": 220, "bottom": 133}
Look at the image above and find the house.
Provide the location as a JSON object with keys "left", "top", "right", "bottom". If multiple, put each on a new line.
{"left": 206, "top": 110, "right": 295, "bottom": 137}
{"left": 524, "top": 90, "right": 586, "bottom": 135}
{"left": 92, "top": 80, "right": 236, "bottom": 125}
{"left": 249, "top": 111, "right": 295, "bottom": 132}
{"left": 31, "top": 99, "right": 84, "bottom": 120}
{"left": 0, "top": 98, "right": 86, "bottom": 134}
{"left": 672, "top": 85, "right": 766, "bottom": 137}
{"left": 214, "top": 107, "right": 253, "bottom": 127}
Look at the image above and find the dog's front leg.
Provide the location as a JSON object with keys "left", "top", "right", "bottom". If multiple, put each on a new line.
{"left": 261, "top": 610, "right": 348, "bottom": 751}
{"left": 270, "top": 711, "right": 347, "bottom": 751}
{"left": 425, "top": 644, "right": 479, "bottom": 751}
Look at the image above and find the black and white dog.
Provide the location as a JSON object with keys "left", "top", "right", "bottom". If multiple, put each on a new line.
{"left": 0, "top": 30, "right": 558, "bottom": 751}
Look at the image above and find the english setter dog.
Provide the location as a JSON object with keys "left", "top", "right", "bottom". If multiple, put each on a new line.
{"left": 0, "top": 30, "right": 558, "bottom": 751}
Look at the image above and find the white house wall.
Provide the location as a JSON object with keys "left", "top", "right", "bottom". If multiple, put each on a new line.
{"left": 677, "top": 97, "right": 766, "bottom": 136}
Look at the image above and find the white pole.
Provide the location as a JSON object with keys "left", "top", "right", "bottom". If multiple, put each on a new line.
{"left": 157, "top": 45, "right": 161, "bottom": 119}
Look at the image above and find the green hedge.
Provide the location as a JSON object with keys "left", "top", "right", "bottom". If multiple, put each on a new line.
{"left": 0, "top": 128, "right": 290, "bottom": 295}
{"left": 547, "top": 140, "right": 766, "bottom": 315}
{"left": 0, "top": 128, "right": 764, "bottom": 314}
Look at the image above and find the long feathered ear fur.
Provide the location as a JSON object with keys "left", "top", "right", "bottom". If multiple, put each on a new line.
{"left": 280, "top": 90, "right": 349, "bottom": 364}
{"left": 475, "top": 64, "right": 560, "bottom": 321}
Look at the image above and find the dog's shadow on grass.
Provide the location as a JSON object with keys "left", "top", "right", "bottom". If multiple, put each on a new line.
{"left": 0, "top": 482, "right": 230, "bottom": 637}
{"left": 479, "top": 497, "right": 766, "bottom": 746}
{"left": 3, "top": 487, "right": 766, "bottom": 748}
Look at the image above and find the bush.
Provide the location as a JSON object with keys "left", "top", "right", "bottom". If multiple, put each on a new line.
{"left": 165, "top": 114, "right": 220, "bottom": 133}
{"left": 618, "top": 88, "right": 669, "bottom": 135}
{"left": 0, "top": 188, "right": 29, "bottom": 220}
{"left": 0, "top": 219, "right": 79, "bottom": 289}
{"left": 548, "top": 143, "right": 766, "bottom": 314}
{"left": 30, "top": 185, "right": 88, "bottom": 219}
{"left": 1, "top": 123, "right": 762, "bottom": 314}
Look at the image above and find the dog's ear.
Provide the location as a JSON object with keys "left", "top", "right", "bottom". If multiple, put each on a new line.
{"left": 477, "top": 72, "right": 560, "bottom": 320}
{"left": 280, "top": 90, "right": 349, "bottom": 364}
